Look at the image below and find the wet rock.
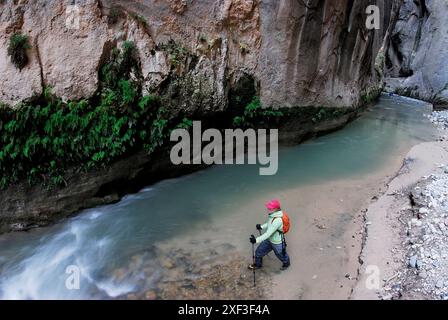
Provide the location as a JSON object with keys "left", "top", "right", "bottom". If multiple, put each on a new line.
{"left": 9, "top": 223, "right": 29, "bottom": 232}
{"left": 129, "top": 255, "right": 144, "bottom": 270}
{"left": 128, "top": 246, "right": 270, "bottom": 300}
{"left": 144, "top": 290, "right": 157, "bottom": 300}
{"left": 112, "top": 268, "right": 127, "bottom": 281}
{"left": 161, "top": 258, "right": 175, "bottom": 269}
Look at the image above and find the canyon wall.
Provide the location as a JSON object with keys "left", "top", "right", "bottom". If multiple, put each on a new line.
{"left": 385, "top": 0, "right": 448, "bottom": 106}
{"left": 0, "top": 0, "right": 403, "bottom": 233}
{"left": 1, "top": 0, "right": 398, "bottom": 110}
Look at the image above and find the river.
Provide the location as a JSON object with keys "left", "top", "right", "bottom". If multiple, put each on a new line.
{"left": 0, "top": 94, "right": 438, "bottom": 299}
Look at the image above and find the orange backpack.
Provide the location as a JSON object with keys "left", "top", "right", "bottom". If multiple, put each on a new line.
{"left": 273, "top": 211, "right": 290, "bottom": 234}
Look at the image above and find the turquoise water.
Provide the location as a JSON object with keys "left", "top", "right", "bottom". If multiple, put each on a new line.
{"left": 0, "top": 95, "right": 437, "bottom": 299}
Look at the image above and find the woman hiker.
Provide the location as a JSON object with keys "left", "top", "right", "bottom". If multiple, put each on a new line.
{"left": 249, "top": 199, "right": 291, "bottom": 271}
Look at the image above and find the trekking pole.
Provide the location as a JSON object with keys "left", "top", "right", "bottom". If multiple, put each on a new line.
{"left": 252, "top": 242, "right": 256, "bottom": 287}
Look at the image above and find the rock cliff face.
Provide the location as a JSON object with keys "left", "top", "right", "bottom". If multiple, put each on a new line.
{"left": 385, "top": 0, "right": 448, "bottom": 106}
{"left": 0, "top": 0, "right": 402, "bottom": 233}
{"left": 0, "top": 0, "right": 109, "bottom": 104}
{"left": 1, "top": 0, "right": 397, "bottom": 110}
{"left": 258, "top": 0, "right": 394, "bottom": 108}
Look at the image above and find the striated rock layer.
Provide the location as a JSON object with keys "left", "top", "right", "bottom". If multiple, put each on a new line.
{"left": 385, "top": 0, "right": 448, "bottom": 106}
{"left": 0, "top": 0, "right": 402, "bottom": 233}
{"left": 1, "top": 0, "right": 399, "bottom": 109}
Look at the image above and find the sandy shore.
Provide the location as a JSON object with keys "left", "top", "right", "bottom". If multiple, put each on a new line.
{"left": 268, "top": 174, "right": 394, "bottom": 299}
{"left": 147, "top": 161, "right": 406, "bottom": 300}
{"left": 352, "top": 134, "right": 448, "bottom": 299}
{"left": 124, "top": 106, "right": 447, "bottom": 300}
{"left": 103, "top": 117, "right": 448, "bottom": 300}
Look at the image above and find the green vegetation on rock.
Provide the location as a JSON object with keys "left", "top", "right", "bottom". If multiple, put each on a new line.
{"left": 159, "top": 40, "right": 190, "bottom": 69}
{"left": 0, "top": 42, "right": 177, "bottom": 189}
{"left": 360, "top": 86, "right": 382, "bottom": 105}
{"left": 232, "top": 97, "right": 283, "bottom": 128}
{"left": 0, "top": 89, "right": 166, "bottom": 189}
{"left": 107, "top": 6, "right": 124, "bottom": 25}
{"left": 233, "top": 97, "right": 355, "bottom": 128}
{"left": 7, "top": 33, "right": 31, "bottom": 70}
{"left": 129, "top": 12, "right": 148, "bottom": 27}
{"left": 0, "top": 39, "right": 361, "bottom": 190}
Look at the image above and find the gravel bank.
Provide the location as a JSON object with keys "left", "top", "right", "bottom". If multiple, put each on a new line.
{"left": 352, "top": 110, "right": 448, "bottom": 300}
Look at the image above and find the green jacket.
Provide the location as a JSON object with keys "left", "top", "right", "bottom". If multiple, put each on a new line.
{"left": 256, "top": 210, "right": 284, "bottom": 245}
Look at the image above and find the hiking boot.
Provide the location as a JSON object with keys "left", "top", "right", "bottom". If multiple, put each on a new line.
{"left": 280, "top": 263, "right": 290, "bottom": 271}
{"left": 248, "top": 264, "right": 262, "bottom": 270}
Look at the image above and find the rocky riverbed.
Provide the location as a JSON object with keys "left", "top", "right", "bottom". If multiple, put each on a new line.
{"left": 108, "top": 244, "right": 269, "bottom": 300}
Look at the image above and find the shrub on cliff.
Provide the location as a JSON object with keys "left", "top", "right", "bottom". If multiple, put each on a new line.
{"left": 7, "top": 33, "right": 31, "bottom": 70}
{"left": 107, "top": 6, "right": 124, "bottom": 25}
{"left": 129, "top": 12, "right": 148, "bottom": 27}
{"left": 101, "top": 41, "right": 142, "bottom": 92}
